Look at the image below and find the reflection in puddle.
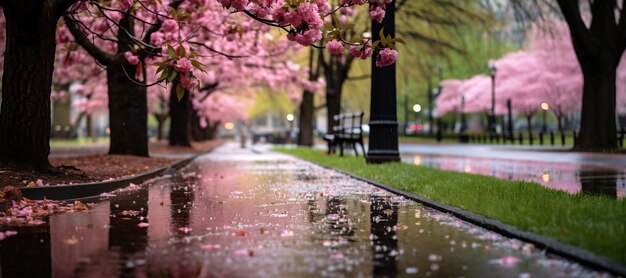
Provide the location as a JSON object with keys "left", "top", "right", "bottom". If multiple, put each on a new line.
{"left": 402, "top": 153, "right": 626, "bottom": 199}
{"left": 0, "top": 157, "right": 611, "bottom": 277}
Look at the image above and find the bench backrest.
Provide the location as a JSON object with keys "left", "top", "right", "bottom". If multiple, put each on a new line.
{"left": 332, "top": 112, "right": 364, "bottom": 137}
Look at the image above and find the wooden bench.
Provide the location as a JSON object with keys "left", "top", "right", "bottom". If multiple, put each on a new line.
{"left": 323, "top": 112, "right": 366, "bottom": 157}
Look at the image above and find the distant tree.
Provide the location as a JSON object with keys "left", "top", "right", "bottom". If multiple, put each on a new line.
{"left": 510, "top": 0, "right": 626, "bottom": 150}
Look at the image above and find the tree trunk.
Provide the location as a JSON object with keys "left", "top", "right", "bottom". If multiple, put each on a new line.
{"left": 526, "top": 115, "right": 533, "bottom": 141}
{"left": 107, "top": 65, "right": 149, "bottom": 156}
{"left": 556, "top": 115, "right": 563, "bottom": 133}
{"left": 0, "top": 6, "right": 58, "bottom": 171}
{"left": 325, "top": 81, "right": 344, "bottom": 131}
{"left": 168, "top": 84, "right": 191, "bottom": 147}
{"left": 190, "top": 113, "right": 203, "bottom": 141}
{"left": 323, "top": 55, "right": 351, "bottom": 132}
{"left": 208, "top": 121, "right": 220, "bottom": 140}
{"left": 576, "top": 60, "right": 618, "bottom": 150}
{"left": 297, "top": 90, "right": 315, "bottom": 146}
{"left": 556, "top": 0, "right": 623, "bottom": 151}
{"left": 155, "top": 114, "right": 167, "bottom": 141}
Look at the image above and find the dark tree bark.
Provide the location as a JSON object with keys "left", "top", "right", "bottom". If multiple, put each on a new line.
{"left": 65, "top": 10, "right": 154, "bottom": 156}
{"left": 556, "top": 0, "right": 626, "bottom": 151}
{"left": 0, "top": 4, "right": 60, "bottom": 171}
{"left": 107, "top": 64, "right": 149, "bottom": 156}
{"left": 155, "top": 114, "right": 168, "bottom": 141}
{"left": 168, "top": 83, "right": 192, "bottom": 147}
{"left": 526, "top": 115, "right": 533, "bottom": 140}
{"left": 298, "top": 91, "right": 315, "bottom": 146}
{"left": 191, "top": 115, "right": 220, "bottom": 141}
{"left": 297, "top": 48, "right": 321, "bottom": 147}
{"left": 323, "top": 55, "right": 352, "bottom": 130}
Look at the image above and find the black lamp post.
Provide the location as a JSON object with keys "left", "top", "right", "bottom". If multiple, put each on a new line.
{"left": 366, "top": 1, "right": 400, "bottom": 163}
{"left": 488, "top": 63, "right": 497, "bottom": 134}
{"left": 427, "top": 65, "right": 443, "bottom": 136}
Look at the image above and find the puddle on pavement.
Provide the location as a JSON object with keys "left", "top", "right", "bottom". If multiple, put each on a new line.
{"left": 402, "top": 154, "right": 626, "bottom": 199}
{"left": 0, "top": 155, "right": 611, "bottom": 277}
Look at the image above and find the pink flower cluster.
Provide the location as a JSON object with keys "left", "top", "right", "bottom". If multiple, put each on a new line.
{"left": 119, "top": 0, "right": 133, "bottom": 11}
{"left": 217, "top": 0, "right": 249, "bottom": 11}
{"left": 326, "top": 40, "right": 343, "bottom": 55}
{"left": 174, "top": 57, "right": 193, "bottom": 73}
{"left": 349, "top": 40, "right": 373, "bottom": 60}
{"left": 0, "top": 230, "right": 18, "bottom": 241}
{"left": 376, "top": 48, "right": 397, "bottom": 67}
{"left": 273, "top": 2, "right": 324, "bottom": 46}
{"left": 124, "top": 51, "right": 139, "bottom": 65}
{"left": 179, "top": 74, "right": 197, "bottom": 91}
{"left": 369, "top": 0, "right": 392, "bottom": 23}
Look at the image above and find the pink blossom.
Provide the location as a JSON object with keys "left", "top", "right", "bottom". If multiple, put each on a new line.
{"left": 201, "top": 244, "right": 221, "bottom": 250}
{"left": 326, "top": 40, "right": 343, "bottom": 55}
{"left": 376, "top": 48, "right": 397, "bottom": 67}
{"left": 4, "top": 230, "right": 17, "bottom": 236}
{"left": 137, "top": 222, "right": 150, "bottom": 228}
{"left": 219, "top": 0, "right": 248, "bottom": 10}
{"left": 349, "top": 43, "right": 373, "bottom": 60}
{"left": 124, "top": 51, "right": 139, "bottom": 65}
{"left": 36, "top": 179, "right": 44, "bottom": 187}
{"left": 161, "top": 19, "right": 179, "bottom": 34}
{"left": 234, "top": 249, "right": 253, "bottom": 256}
{"left": 280, "top": 230, "right": 295, "bottom": 237}
{"left": 150, "top": 32, "right": 165, "bottom": 46}
{"left": 178, "top": 226, "right": 192, "bottom": 233}
{"left": 119, "top": 0, "right": 133, "bottom": 11}
{"left": 179, "top": 74, "right": 197, "bottom": 91}
{"left": 174, "top": 58, "right": 193, "bottom": 73}
{"left": 489, "top": 256, "right": 520, "bottom": 267}
{"left": 100, "top": 192, "right": 117, "bottom": 198}
{"left": 370, "top": 6, "right": 386, "bottom": 23}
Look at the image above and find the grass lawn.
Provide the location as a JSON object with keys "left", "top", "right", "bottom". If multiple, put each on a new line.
{"left": 50, "top": 137, "right": 109, "bottom": 147}
{"left": 275, "top": 147, "right": 626, "bottom": 265}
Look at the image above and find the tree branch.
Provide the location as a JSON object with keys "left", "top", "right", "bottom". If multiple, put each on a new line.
{"left": 50, "top": 0, "right": 78, "bottom": 18}
{"left": 555, "top": 0, "right": 592, "bottom": 51}
{"left": 63, "top": 15, "right": 115, "bottom": 65}
{"left": 141, "top": 0, "right": 184, "bottom": 45}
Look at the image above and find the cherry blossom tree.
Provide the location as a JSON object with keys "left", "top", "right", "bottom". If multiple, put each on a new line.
{"left": 0, "top": 0, "right": 397, "bottom": 172}
{"left": 0, "top": 1, "right": 77, "bottom": 172}
{"left": 510, "top": 0, "right": 626, "bottom": 150}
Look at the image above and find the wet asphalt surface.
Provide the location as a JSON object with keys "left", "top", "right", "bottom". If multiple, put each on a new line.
{"left": 0, "top": 144, "right": 611, "bottom": 277}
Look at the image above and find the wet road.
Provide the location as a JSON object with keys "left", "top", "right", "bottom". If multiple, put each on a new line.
{"left": 399, "top": 144, "right": 626, "bottom": 199}
{"left": 0, "top": 144, "right": 609, "bottom": 277}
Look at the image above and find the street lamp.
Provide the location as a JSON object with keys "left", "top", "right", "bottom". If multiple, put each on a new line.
{"left": 541, "top": 102, "right": 549, "bottom": 133}
{"left": 286, "top": 113, "right": 295, "bottom": 143}
{"left": 488, "top": 63, "right": 497, "bottom": 134}
{"left": 366, "top": 0, "right": 399, "bottom": 163}
{"left": 413, "top": 104, "right": 422, "bottom": 113}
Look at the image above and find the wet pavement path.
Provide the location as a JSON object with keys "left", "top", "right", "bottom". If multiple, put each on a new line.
{"left": 0, "top": 143, "right": 610, "bottom": 277}
{"left": 399, "top": 144, "right": 626, "bottom": 199}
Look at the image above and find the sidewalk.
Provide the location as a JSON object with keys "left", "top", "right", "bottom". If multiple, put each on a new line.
{"left": 398, "top": 143, "right": 626, "bottom": 168}
{"left": 1, "top": 142, "right": 604, "bottom": 277}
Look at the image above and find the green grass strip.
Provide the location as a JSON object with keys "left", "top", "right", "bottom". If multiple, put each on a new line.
{"left": 275, "top": 147, "right": 626, "bottom": 264}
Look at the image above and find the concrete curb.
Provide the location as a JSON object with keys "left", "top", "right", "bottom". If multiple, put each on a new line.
{"left": 302, "top": 159, "right": 626, "bottom": 277}
{"left": 20, "top": 144, "right": 221, "bottom": 201}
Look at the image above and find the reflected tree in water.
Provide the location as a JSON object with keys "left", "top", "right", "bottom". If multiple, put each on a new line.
{"left": 579, "top": 169, "right": 618, "bottom": 199}
{"left": 370, "top": 194, "right": 398, "bottom": 277}
{"left": 0, "top": 225, "right": 51, "bottom": 277}
{"left": 108, "top": 188, "right": 149, "bottom": 275}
